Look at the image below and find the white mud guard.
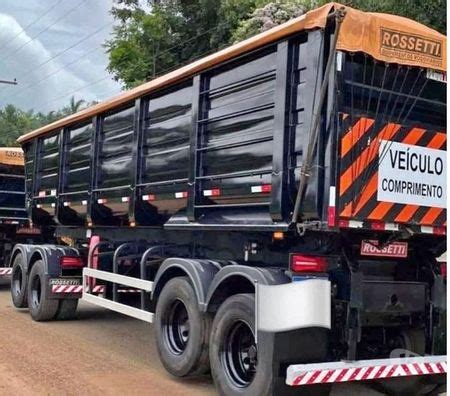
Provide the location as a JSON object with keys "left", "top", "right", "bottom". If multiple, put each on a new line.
{"left": 256, "top": 279, "right": 331, "bottom": 332}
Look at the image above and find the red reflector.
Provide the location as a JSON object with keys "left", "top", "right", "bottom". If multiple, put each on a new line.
{"left": 60, "top": 256, "right": 84, "bottom": 268}
{"left": 327, "top": 206, "right": 336, "bottom": 227}
{"left": 290, "top": 254, "right": 327, "bottom": 273}
{"left": 440, "top": 262, "right": 447, "bottom": 278}
{"left": 261, "top": 184, "right": 272, "bottom": 193}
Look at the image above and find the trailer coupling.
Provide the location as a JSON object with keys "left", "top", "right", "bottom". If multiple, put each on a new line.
{"left": 286, "top": 355, "right": 447, "bottom": 386}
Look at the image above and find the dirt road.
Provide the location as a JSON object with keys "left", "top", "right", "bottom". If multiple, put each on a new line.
{"left": 0, "top": 285, "right": 215, "bottom": 396}
{"left": 0, "top": 285, "right": 390, "bottom": 396}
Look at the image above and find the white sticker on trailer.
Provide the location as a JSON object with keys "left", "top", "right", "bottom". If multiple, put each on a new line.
{"left": 377, "top": 140, "right": 446, "bottom": 208}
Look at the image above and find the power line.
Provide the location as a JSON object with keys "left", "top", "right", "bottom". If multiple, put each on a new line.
{"left": 0, "top": 0, "right": 65, "bottom": 53}
{"left": 1, "top": 0, "right": 87, "bottom": 63}
{"left": 7, "top": 46, "right": 102, "bottom": 101}
{"left": 9, "top": 20, "right": 113, "bottom": 89}
{"left": 36, "top": 75, "right": 113, "bottom": 110}
{"left": 4, "top": 13, "right": 238, "bottom": 113}
{"left": 0, "top": 78, "right": 17, "bottom": 86}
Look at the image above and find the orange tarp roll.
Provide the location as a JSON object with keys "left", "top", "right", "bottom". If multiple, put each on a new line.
{"left": 336, "top": 4, "right": 446, "bottom": 72}
{"left": 0, "top": 147, "right": 24, "bottom": 166}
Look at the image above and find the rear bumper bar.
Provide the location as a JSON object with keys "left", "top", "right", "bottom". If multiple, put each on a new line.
{"left": 286, "top": 355, "right": 447, "bottom": 386}
{"left": 0, "top": 267, "right": 12, "bottom": 277}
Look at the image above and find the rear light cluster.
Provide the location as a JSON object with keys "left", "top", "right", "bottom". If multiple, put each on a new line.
{"left": 290, "top": 254, "right": 327, "bottom": 273}
{"left": 60, "top": 256, "right": 84, "bottom": 268}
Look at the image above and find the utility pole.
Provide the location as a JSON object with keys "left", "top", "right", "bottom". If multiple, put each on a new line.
{"left": 0, "top": 78, "right": 17, "bottom": 85}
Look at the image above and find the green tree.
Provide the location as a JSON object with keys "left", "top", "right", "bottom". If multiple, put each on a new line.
{"left": 0, "top": 96, "right": 91, "bottom": 147}
{"left": 232, "top": 0, "right": 446, "bottom": 41}
{"left": 106, "top": 0, "right": 445, "bottom": 88}
{"left": 105, "top": 0, "right": 261, "bottom": 88}
{"left": 61, "top": 96, "right": 86, "bottom": 116}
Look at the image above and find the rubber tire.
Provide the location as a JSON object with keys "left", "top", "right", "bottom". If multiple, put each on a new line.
{"left": 155, "top": 277, "right": 211, "bottom": 377}
{"left": 55, "top": 299, "right": 78, "bottom": 320}
{"left": 377, "top": 329, "right": 427, "bottom": 396}
{"left": 209, "top": 293, "right": 272, "bottom": 396}
{"left": 401, "top": 328, "right": 426, "bottom": 355}
{"left": 27, "top": 260, "right": 59, "bottom": 321}
{"left": 10, "top": 253, "right": 28, "bottom": 308}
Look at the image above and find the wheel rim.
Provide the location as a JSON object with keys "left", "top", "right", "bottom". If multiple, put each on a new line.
{"left": 164, "top": 299, "right": 190, "bottom": 355}
{"left": 31, "top": 274, "right": 41, "bottom": 308}
{"left": 12, "top": 266, "right": 22, "bottom": 297}
{"left": 221, "top": 319, "right": 257, "bottom": 388}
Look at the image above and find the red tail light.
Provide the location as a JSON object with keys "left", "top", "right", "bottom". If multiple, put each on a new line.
{"left": 290, "top": 254, "right": 327, "bottom": 273}
{"left": 440, "top": 262, "right": 446, "bottom": 278}
{"left": 60, "top": 256, "right": 84, "bottom": 268}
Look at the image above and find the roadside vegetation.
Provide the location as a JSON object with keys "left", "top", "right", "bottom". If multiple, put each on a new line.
{"left": 0, "top": 0, "right": 445, "bottom": 146}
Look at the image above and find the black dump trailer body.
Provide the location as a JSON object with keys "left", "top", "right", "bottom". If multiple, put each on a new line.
{"left": 25, "top": 33, "right": 327, "bottom": 231}
{"left": 12, "top": 3, "right": 446, "bottom": 395}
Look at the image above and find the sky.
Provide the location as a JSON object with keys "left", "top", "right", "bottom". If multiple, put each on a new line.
{"left": 0, "top": 0, "right": 123, "bottom": 113}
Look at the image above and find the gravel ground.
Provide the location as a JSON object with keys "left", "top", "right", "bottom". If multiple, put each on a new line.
{"left": 0, "top": 284, "right": 441, "bottom": 395}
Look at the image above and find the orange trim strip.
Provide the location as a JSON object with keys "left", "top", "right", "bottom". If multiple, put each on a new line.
{"left": 395, "top": 205, "right": 420, "bottom": 223}
{"left": 368, "top": 202, "right": 394, "bottom": 221}
{"left": 426, "top": 132, "right": 447, "bottom": 149}
{"left": 339, "top": 123, "right": 400, "bottom": 196}
{"left": 340, "top": 118, "right": 374, "bottom": 157}
{"left": 351, "top": 172, "right": 378, "bottom": 216}
{"left": 420, "top": 208, "right": 443, "bottom": 225}
{"left": 401, "top": 128, "right": 426, "bottom": 145}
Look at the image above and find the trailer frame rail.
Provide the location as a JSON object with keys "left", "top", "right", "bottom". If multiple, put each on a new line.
{"left": 82, "top": 267, "right": 154, "bottom": 323}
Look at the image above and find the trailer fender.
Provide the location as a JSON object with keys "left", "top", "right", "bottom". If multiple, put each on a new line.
{"left": 11, "top": 244, "right": 80, "bottom": 276}
{"left": 10, "top": 244, "right": 35, "bottom": 271}
{"left": 152, "top": 258, "right": 221, "bottom": 310}
{"left": 205, "top": 265, "right": 289, "bottom": 313}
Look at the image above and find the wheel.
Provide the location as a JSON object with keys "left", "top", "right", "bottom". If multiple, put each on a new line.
{"left": 27, "top": 260, "right": 59, "bottom": 321}
{"left": 377, "top": 329, "right": 427, "bottom": 395}
{"left": 209, "top": 293, "right": 272, "bottom": 396}
{"left": 55, "top": 299, "right": 78, "bottom": 320}
{"left": 400, "top": 329, "right": 426, "bottom": 355}
{"left": 10, "top": 253, "right": 28, "bottom": 308}
{"left": 155, "top": 277, "right": 211, "bottom": 377}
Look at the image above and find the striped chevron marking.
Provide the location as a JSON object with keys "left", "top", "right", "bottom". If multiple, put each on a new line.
{"left": 338, "top": 116, "right": 446, "bottom": 228}
{"left": 286, "top": 356, "right": 447, "bottom": 386}
{"left": 52, "top": 285, "right": 105, "bottom": 294}
{"left": 0, "top": 267, "right": 12, "bottom": 276}
{"left": 51, "top": 285, "right": 140, "bottom": 294}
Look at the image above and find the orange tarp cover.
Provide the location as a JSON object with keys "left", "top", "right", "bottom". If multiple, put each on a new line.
{"left": 18, "top": 2, "right": 446, "bottom": 144}
{"left": 0, "top": 147, "right": 24, "bottom": 166}
{"left": 334, "top": 3, "right": 446, "bottom": 71}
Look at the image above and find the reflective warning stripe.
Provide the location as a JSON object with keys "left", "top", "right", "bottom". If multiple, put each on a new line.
{"left": 0, "top": 267, "right": 12, "bottom": 276}
{"left": 340, "top": 118, "right": 374, "bottom": 157}
{"left": 420, "top": 207, "right": 443, "bottom": 225}
{"left": 287, "top": 356, "right": 447, "bottom": 386}
{"left": 339, "top": 123, "right": 401, "bottom": 196}
{"left": 51, "top": 285, "right": 105, "bottom": 294}
{"left": 338, "top": 118, "right": 446, "bottom": 231}
{"left": 426, "top": 132, "right": 447, "bottom": 149}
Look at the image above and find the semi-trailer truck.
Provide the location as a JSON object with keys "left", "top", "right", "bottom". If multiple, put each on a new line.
{"left": 8, "top": 3, "right": 447, "bottom": 395}
{"left": 0, "top": 147, "right": 37, "bottom": 281}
